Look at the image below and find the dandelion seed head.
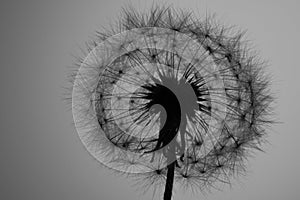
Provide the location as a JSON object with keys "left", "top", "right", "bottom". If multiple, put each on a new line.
{"left": 69, "top": 4, "right": 274, "bottom": 199}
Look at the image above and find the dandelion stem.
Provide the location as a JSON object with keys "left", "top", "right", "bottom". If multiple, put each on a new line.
{"left": 163, "top": 161, "right": 176, "bottom": 200}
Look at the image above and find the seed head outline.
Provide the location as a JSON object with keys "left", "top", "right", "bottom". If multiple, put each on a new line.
{"left": 69, "top": 5, "right": 274, "bottom": 200}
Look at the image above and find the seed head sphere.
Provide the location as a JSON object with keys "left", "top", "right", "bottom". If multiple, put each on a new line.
{"left": 69, "top": 5, "right": 274, "bottom": 200}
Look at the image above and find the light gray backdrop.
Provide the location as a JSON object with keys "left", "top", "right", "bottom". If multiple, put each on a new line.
{"left": 0, "top": 0, "right": 299, "bottom": 199}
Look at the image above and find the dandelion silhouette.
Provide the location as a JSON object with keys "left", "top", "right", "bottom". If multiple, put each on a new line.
{"left": 69, "top": 5, "right": 273, "bottom": 200}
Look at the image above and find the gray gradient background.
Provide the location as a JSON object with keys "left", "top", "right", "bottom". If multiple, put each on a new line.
{"left": 0, "top": 0, "right": 299, "bottom": 199}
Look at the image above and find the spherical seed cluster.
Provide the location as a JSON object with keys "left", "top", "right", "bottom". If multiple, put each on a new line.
{"left": 70, "top": 5, "right": 273, "bottom": 196}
